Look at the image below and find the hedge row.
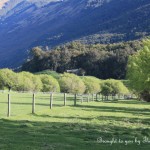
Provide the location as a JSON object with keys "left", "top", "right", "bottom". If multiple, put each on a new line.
{"left": 0, "top": 69, "right": 129, "bottom": 95}
{"left": 0, "top": 69, "right": 60, "bottom": 92}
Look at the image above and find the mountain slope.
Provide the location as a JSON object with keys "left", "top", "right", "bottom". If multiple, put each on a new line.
{"left": 0, "top": 0, "right": 150, "bottom": 68}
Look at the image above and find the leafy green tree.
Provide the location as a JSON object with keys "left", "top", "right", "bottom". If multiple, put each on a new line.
{"left": 59, "top": 73, "right": 85, "bottom": 94}
{"left": 101, "top": 79, "right": 129, "bottom": 98}
{"left": 16, "top": 72, "right": 34, "bottom": 91}
{"left": 110, "top": 79, "right": 129, "bottom": 95}
{"left": 39, "top": 75, "right": 60, "bottom": 92}
{"left": 127, "top": 40, "right": 150, "bottom": 101}
{"left": 101, "top": 81, "right": 113, "bottom": 97}
{"left": 17, "top": 72, "right": 42, "bottom": 92}
{"left": 32, "top": 75, "right": 43, "bottom": 92}
{"left": 82, "top": 76, "right": 101, "bottom": 94}
{"left": 22, "top": 41, "right": 142, "bottom": 79}
{"left": 0, "top": 69, "right": 18, "bottom": 91}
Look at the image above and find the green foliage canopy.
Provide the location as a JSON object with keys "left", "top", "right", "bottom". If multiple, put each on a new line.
{"left": 101, "top": 79, "right": 129, "bottom": 96}
{"left": 39, "top": 75, "right": 60, "bottom": 92}
{"left": 81, "top": 76, "right": 101, "bottom": 94}
{"left": 59, "top": 73, "right": 86, "bottom": 94}
{"left": 127, "top": 40, "right": 150, "bottom": 101}
{"left": 22, "top": 41, "right": 142, "bottom": 79}
{"left": 0, "top": 69, "right": 18, "bottom": 90}
{"left": 16, "top": 72, "right": 34, "bottom": 91}
{"left": 17, "top": 72, "right": 43, "bottom": 92}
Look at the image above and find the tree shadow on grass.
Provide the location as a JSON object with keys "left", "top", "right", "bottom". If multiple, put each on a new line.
{"left": 0, "top": 118, "right": 150, "bottom": 150}
{"left": 33, "top": 114, "right": 93, "bottom": 121}
{"left": 0, "top": 102, "right": 66, "bottom": 107}
{"left": 74, "top": 104, "right": 150, "bottom": 116}
{"left": 32, "top": 114, "right": 150, "bottom": 126}
{"left": 105, "top": 100, "right": 150, "bottom": 105}
{"left": 1, "top": 99, "right": 150, "bottom": 117}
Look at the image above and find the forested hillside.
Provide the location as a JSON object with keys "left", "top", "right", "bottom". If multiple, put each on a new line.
{"left": 0, "top": 0, "right": 150, "bottom": 68}
{"left": 22, "top": 40, "right": 143, "bottom": 79}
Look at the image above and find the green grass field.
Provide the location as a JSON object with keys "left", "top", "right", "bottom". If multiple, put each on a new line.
{"left": 0, "top": 92, "right": 150, "bottom": 150}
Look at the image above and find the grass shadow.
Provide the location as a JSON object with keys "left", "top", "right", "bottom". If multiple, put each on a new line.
{"left": 0, "top": 118, "right": 150, "bottom": 150}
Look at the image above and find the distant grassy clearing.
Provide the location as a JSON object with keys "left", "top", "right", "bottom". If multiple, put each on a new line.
{"left": 0, "top": 92, "right": 150, "bottom": 150}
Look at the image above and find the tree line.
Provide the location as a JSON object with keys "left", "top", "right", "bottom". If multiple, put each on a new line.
{"left": 19, "top": 39, "right": 150, "bottom": 102}
{"left": 0, "top": 69, "right": 129, "bottom": 97}
{"left": 22, "top": 40, "right": 142, "bottom": 79}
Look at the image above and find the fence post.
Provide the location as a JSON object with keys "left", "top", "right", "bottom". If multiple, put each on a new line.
{"left": 87, "top": 94, "right": 89, "bottom": 102}
{"left": 7, "top": 94, "right": 11, "bottom": 117}
{"left": 81, "top": 95, "right": 83, "bottom": 103}
{"left": 92, "top": 94, "right": 94, "bottom": 101}
{"left": 74, "top": 94, "right": 77, "bottom": 106}
{"left": 32, "top": 93, "right": 35, "bottom": 114}
{"left": 64, "top": 93, "right": 66, "bottom": 106}
{"left": 99, "top": 93, "right": 101, "bottom": 101}
{"left": 96, "top": 94, "right": 98, "bottom": 101}
{"left": 50, "top": 93, "right": 53, "bottom": 109}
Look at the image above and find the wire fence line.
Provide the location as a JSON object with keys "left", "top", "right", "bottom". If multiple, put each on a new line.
{"left": 0, "top": 90, "right": 133, "bottom": 117}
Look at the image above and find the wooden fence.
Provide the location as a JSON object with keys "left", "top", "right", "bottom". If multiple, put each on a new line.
{"left": 0, "top": 91, "right": 133, "bottom": 117}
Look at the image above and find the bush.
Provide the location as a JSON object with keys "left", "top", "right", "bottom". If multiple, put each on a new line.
{"left": 16, "top": 72, "right": 34, "bottom": 91}
{"left": 32, "top": 75, "right": 43, "bottom": 92}
{"left": 17, "top": 72, "right": 42, "bottom": 92}
{"left": 101, "top": 79, "right": 129, "bottom": 96}
{"left": 39, "top": 74, "right": 60, "bottom": 92}
{"left": 81, "top": 76, "right": 101, "bottom": 94}
{"left": 59, "top": 73, "right": 85, "bottom": 94}
{"left": 0, "top": 69, "right": 18, "bottom": 91}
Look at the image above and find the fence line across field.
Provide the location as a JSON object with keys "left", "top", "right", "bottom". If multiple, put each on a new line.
{"left": 1, "top": 92, "right": 98, "bottom": 117}
{"left": 0, "top": 91, "right": 134, "bottom": 117}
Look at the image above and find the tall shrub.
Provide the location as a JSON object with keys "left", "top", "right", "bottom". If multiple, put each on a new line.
{"left": 59, "top": 73, "right": 85, "bottom": 94}
{"left": 39, "top": 74, "right": 60, "bottom": 92}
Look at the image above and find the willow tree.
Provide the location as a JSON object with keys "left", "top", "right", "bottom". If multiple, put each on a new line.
{"left": 127, "top": 40, "right": 150, "bottom": 101}
{"left": 59, "top": 73, "right": 85, "bottom": 94}
{"left": 0, "top": 69, "right": 18, "bottom": 91}
{"left": 81, "top": 76, "right": 101, "bottom": 94}
{"left": 101, "top": 79, "right": 129, "bottom": 100}
{"left": 17, "top": 72, "right": 43, "bottom": 92}
{"left": 39, "top": 74, "right": 60, "bottom": 92}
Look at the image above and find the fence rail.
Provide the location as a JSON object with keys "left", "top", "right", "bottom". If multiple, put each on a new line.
{"left": 0, "top": 91, "right": 134, "bottom": 117}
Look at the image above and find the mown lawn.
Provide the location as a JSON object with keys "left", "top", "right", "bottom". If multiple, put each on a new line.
{"left": 0, "top": 92, "right": 150, "bottom": 150}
